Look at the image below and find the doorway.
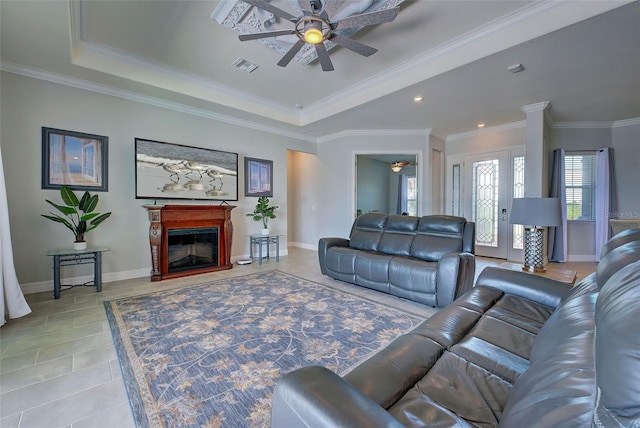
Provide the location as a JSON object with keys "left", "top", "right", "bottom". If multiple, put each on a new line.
{"left": 447, "top": 148, "right": 525, "bottom": 260}
{"left": 354, "top": 152, "right": 419, "bottom": 217}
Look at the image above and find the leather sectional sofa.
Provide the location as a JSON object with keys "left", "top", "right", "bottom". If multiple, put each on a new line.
{"left": 318, "top": 213, "right": 476, "bottom": 307}
{"left": 272, "top": 228, "right": 640, "bottom": 427}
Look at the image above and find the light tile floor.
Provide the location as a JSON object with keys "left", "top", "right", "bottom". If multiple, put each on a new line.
{"left": 0, "top": 248, "right": 597, "bottom": 427}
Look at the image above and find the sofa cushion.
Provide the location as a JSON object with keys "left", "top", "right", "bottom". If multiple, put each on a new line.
{"left": 596, "top": 241, "right": 640, "bottom": 288}
{"left": 349, "top": 213, "right": 387, "bottom": 251}
{"left": 388, "top": 257, "right": 437, "bottom": 294}
{"left": 594, "top": 260, "right": 640, "bottom": 426}
{"left": 500, "top": 275, "right": 598, "bottom": 427}
{"left": 390, "top": 350, "right": 512, "bottom": 427}
{"left": 325, "top": 246, "right": 358, "bottom": 274}
{"left": 410, "top": 216, "right": 465, "bottom": 262}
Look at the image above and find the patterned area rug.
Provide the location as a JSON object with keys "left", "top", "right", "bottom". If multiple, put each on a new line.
{"left": 105, "top": 270, "right": 426, "bottom": 427}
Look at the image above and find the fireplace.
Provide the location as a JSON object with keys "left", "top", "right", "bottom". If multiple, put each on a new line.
{"left": 167, "top": 227, "right": 218, "bottom": 274}
{"left": 144, "top": 205, "right": 235, "bottom": 281}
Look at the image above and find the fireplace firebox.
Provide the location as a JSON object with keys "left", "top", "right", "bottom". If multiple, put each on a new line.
{"left": 167, "top": 227, "right": 218, "bottom": 274}
{"left": 144, "top": 205, "right": 235, "bottom": 281}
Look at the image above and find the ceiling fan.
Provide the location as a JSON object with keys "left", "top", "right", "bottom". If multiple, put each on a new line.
{"left": 390, "top": 161, "right": 411, "bottom": 172}
{"left": 238, "top": 0, "right": 401, "bottom": 71}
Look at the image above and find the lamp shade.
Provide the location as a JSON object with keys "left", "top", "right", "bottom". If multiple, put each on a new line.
{"left": 510, "top": 198, "right": 562, "bottom": 227}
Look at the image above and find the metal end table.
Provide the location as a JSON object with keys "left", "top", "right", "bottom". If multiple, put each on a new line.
{"left": 46, "top": 247, "right": 110, "bottom": 299}
{"left": 248, "top": 234, "right": 281, "bottom": 265}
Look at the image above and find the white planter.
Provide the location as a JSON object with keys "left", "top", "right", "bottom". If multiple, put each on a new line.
{"left": 73, "top": 241, "right": 87, "bottom": 251}
{"left": 261, "top": 228, "right": 270, "bottom": 235}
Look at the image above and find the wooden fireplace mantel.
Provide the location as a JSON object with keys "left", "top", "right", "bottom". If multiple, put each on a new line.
{"left": 143, "top": 204, "right": 235, "bottom": 281}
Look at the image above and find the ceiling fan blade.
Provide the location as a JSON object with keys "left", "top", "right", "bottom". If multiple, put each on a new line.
{"left": 329, "top": 34, "right": 377, "bottom": 57}
{"left": 241, "top": 0, "right": 298, "bottom": 22}
{"left": 314, "top": 43, "right": 334, "bottom": 72}
{"left": 239, "top": 30, "right": 295, "bottom": 41}
{"left": 333, "top": 7, "right": 400, "bottom": 30}
{"left": 277, "top": 39, "right": 306, "bottom": 67}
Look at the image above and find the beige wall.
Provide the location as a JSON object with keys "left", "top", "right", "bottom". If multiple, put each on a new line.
{"left": 1, "top": 72, "right": 315, "bottom": 291}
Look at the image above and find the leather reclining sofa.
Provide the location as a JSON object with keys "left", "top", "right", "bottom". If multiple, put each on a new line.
{"left": 273, "top": 228, "right": 640, "bottom": 427}
{"left": 318, "top": 213, "right": 476, "bottom": 307}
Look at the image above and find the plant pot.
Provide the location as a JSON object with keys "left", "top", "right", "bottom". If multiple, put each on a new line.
{"left": 261, "top": 228, "right": 270, "bottom": 235}
{"left": 73, "top": 241, "right": 87, "bottom": 251}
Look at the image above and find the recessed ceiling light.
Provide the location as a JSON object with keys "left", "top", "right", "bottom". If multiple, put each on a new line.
{"left": 508, "top": 63, "right": 524, "bottom": 73}
{"left": 413, "top": 95, "right": 424, "bottom": 103}
{"left": 295, "top": 104, "right": 304, "bottom": 110}
{"left": 477, "top": 123, "right": 486, "bottom": 128}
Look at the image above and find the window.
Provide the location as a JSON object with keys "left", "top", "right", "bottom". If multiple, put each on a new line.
{"left": 565, "top": 153, "right": 596, "bottom": 221}
{"left": 405, "top": 175, "right": 417, "bottom": 216}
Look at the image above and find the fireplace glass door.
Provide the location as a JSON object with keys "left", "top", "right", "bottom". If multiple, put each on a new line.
{"left": 167, "top": 227, "right": 218, "bottom": 274}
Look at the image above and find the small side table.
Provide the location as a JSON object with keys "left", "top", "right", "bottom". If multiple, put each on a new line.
{"left": 248, "top": 235, "right": 281, "bottom": 265}
{"left": 46, "top": 247, "right": 110, "bottom": 299}
{"left": 499, "top": 261, "right": 577, "bottom": 286}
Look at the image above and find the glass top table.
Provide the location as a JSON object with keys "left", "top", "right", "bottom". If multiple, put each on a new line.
{"left": 247, "top": 235, "right": 282, "bottom": 265}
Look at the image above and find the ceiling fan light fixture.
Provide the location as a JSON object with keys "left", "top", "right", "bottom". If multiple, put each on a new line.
{"left": 304, "top": 23, "right": 324, "bottom": 44}
{"left": 391, "top": 162, "right": 403, "bottom": 173}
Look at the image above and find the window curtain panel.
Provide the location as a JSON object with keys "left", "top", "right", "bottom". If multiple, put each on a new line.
{"left": 548, "top": 148, "right": 567, "bottom": 262}
{"left": 0, "top": 145, "right": 31, "bottom": 326}
{"left": 397, "top": 174, "right": 407, "bottom": 215}
{"left": 595, "top": 148, "right": 616, "bottom": 262}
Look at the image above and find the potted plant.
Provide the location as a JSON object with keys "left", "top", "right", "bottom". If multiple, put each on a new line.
{"left": 42, "top": 185, "right": 112, "bottom": 250}
{"left": 246, "top": 196, "right": 278, "bottom": 235}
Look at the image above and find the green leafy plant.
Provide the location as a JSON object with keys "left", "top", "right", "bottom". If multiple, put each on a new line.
{"left": 42, "top": 185, "right": 112, "bottom": 242}
{"left": 246, "top": 196, "right": 278, "bottom": 229}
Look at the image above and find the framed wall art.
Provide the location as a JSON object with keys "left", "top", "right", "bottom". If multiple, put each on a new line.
{"left": 244, "top": 157, "right": 273, "bottom": 197}
{"left": 42, "top": 127, "right": 108, "bottom": 191}
{"left": 135, "top": 138, "right": 239, "bottom": 201}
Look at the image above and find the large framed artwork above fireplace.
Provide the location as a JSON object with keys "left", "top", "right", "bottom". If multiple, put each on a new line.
{"left": 143, "top": 205, "right": 235, "bottom": 281}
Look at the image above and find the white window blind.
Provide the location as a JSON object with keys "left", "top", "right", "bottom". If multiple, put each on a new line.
{"left": 565, "top": 153, "right": 596, "bottom": 220}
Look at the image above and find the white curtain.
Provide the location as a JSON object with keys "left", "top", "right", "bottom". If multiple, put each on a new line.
{"left": 595, "top": 148, "right": 615, "bottom": 262}
{"left": 0, "top": 145, "right": 31, "bottom": 326}
{"left": 548, "top": 148, "right": 567, "bottom": 262}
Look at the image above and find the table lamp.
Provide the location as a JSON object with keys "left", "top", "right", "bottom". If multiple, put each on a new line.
{"left": 509, "top": 198, "right": 561, "bottom": 273}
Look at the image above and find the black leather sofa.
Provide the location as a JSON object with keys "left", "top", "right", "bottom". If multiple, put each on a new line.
{"left": 318, "top": 213, "right": 476, "bottom": 307}
{"left": 272, "top": 229, "right": 640, "bottom": 427}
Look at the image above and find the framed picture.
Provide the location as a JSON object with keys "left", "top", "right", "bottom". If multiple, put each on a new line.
{"left": 42, "top": 127, "right": 108, "bottom": 191}
{"left": 244, "top": 157, "right": 273, "bottom": 197}
{"left": 135, "top": 138, "right": 238, "bottom": 201}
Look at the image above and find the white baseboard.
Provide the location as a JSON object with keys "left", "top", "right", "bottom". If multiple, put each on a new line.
{"left": 567, "top": 255, "right": 596, "bottom": 262}
{"left": 288, "top": 241, "right": 317, "bottom": 251}
{"left": 21, "top": 267, "right": 151, "bottom": 295}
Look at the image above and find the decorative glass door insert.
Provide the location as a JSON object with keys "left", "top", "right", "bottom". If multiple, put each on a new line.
{"left": 472, "top": 159, "right": 500, "bottom": 248}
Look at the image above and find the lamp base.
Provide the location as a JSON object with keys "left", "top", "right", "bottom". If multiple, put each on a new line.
{"left": 522, "top": 226, "right": 546, "bottom": 273}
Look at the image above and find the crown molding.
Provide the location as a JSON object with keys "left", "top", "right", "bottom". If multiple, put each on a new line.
{"left": 552, "top": 118, "right": 640, "bottom": 129}
{"left": 0, "top": 62, "right": 316, "bottom": 143}
{"left": 612, "top": 117, "right": 640, "bottom": 128}
{"left": 520, "top": 101, "right": 551, "bottom": 114}
{"left": 299, "top": 1, "right": 629, "bottom": 126}
{"left": 69, "top": 0, "right": 632, "bottom": 128}
{"left": 317, "top": 128, "right": 431, "bottom": 143}
{"left": 446, "top": 121, "right": 527, "bottom": 142}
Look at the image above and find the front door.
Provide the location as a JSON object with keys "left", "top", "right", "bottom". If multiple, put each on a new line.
{"left": 464, "top": 152, "right": 510, "bottom": 258}
{"left": 447, "top": 148, "right": 527, "bottom": 260}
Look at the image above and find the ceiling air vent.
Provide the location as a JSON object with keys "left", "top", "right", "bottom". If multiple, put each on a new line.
{"left": 232, "top": 57, "right": 259, "bottom": 73}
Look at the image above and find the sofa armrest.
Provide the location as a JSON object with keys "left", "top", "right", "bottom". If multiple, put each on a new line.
{"left": 318, "top": 237, "right": 350, "bottom": 275}
{"left": 436, "top": 252, "right": 476, "bottom": 307}
{"left": 476, "top": 267, "right": 572, "bottom": 309}
{"left": 271, "top": 366, "right": 404, "bottom": 428}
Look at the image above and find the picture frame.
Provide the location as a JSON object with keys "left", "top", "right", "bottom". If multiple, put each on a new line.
{"left": 135, "top": 138, "right": 239, "bottom": 201}
{"left": 42, "top": 127, "right": 108, "bottom": 191}
{"left": 244, "top": 157, "right": 273, "bottom": 197}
